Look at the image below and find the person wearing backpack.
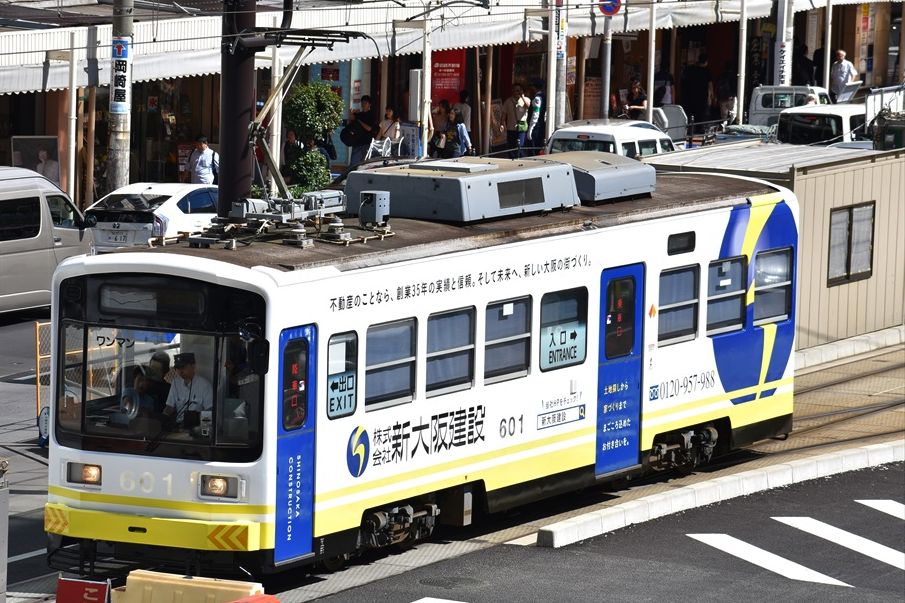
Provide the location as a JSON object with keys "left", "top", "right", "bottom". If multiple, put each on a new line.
{"left": 187, "top": 135, "right": 219, "bottom": 184}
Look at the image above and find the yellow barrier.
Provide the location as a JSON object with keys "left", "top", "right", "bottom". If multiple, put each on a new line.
{"left": 110, "top": 570, "right": 265, "bottom": 603}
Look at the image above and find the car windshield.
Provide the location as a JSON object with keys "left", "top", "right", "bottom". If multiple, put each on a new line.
{"left": 777, "top": 113, "right": 845, "bottom": 145}
{"left": 56, "top": 323, "right": 261, "bottom": 461}
{"left": 550, "top": 138, "right": 616, "bottom": 154}
{"left": 94, "top": 193, "right": 170, "bottom": 211}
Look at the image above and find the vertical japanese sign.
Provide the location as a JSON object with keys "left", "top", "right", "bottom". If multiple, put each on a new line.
{"left": 431, "top": 49, "right": 466, "bottom": 106}
{"left": 110, "top": 37, "right": 131, "bottom": 114}
{"left": 555, "top": 1, "right": 567, "bottom": 60}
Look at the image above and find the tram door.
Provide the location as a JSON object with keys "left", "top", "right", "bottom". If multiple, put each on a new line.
{"left": 274, "top": 325, "right": 318, "bottom": 564}
{"left": 596, "top": 265, "right": 644, "bottom": 476}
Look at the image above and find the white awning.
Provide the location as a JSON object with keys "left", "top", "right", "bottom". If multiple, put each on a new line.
{"left": 0, "top": 3, "right": 539, "bottom": 95}
{"left": 567, "top": 0, "right": 775, "bottom": 37}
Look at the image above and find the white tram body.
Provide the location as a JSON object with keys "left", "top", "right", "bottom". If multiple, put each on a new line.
{"left": 46, "top": 158, "right": 799, "bottom": 574}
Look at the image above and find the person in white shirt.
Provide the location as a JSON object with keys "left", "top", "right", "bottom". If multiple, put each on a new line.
{"left": 164, "top": 352, "right": 213, "bottom": 426}
{"left": 187, "top": 135, "right": 219, "bottom": 184}
{"left": 830, "top": 49, "right": 858, "bottom": 102}
{"left": 452, "top": 90, "right": 472, "bottom": 137}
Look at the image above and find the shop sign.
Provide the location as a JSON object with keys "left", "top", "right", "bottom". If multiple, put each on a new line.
{"left": 110, "top": 37, "right": 131, "bottom": 114}
{"left": 432, "top": 49, "right": 466, "bottom": 106}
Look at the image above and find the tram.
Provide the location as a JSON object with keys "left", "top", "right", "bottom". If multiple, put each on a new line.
{"left": 46, "top": 156, "right": 798, "bottom": 575}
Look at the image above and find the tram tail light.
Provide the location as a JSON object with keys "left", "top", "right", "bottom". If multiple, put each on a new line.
{"left": 201, "top": 475, "right": 239, "bottom": 498}
{"left": 67, "top": 462, "right": 102, "bottom": 485}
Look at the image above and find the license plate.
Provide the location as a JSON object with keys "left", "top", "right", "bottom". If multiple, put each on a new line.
{"left": 107, "top": 232, "right": 128, "bottom": 243}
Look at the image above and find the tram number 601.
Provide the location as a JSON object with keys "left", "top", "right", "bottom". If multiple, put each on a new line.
{"left": 120, "top": 470, "right": 173, "bottom": 496}
{"left": 499, "top": 415, "right": 524, "bottom": 439}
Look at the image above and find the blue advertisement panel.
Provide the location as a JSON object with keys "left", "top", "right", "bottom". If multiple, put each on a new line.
{"left": 596, "top": 264, "right": 644, "bottom": 476}
{"left": 274, "top": 325, "right": 317, "bottom": 563}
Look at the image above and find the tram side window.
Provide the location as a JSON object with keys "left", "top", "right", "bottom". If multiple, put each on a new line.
{"left": 707, "top": 257, "right": 746, "bottom": 335}
{"left": 658, "top": 266, "right": 699, "bottom": 345}
{"left": 484, "top": 296, "right": 531, "bottom": 384}
{"left": 327, "top": 332, "right": 357, "bottom": 419}
{"left": 754, "top": 248, "right": 793, "bottom": 325}
{"left": 282, "top": 339, "right": 308, "bottom": 431}
{"left": 605, "top": 277, "right": 635, "bottom": 359}
{"left": 540, "top": 288, "right": 588, "bottom": 371}
{"left": 366, "top": 318, "right": 416, "bottom": 410}
{"left": 427, "top": 308, "right": 475, "bottom": 397}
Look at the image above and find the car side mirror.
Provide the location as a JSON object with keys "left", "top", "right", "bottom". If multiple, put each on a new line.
{"left": 84, "top": 213, "right": 98, "bottom": 228}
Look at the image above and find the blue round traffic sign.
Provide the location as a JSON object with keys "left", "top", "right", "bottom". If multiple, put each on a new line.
{"left": 598, "top": 0, "right": 621, "bottom": 16}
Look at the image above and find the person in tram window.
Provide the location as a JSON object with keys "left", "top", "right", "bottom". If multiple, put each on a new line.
{"left": 163, "top": 352, "right": 213, "bottom": 429}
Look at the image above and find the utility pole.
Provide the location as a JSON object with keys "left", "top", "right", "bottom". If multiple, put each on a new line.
{"left": 218, "top": 0, "right": 258, "bottom": 217}
{"left": 773, "top": 0, "right": 793, "bottom": 85}
{"left": 555, "top": 0, "right": 567, "bottom": 128}
{"left": 108, "top": 0, "right": 133, "bottom": 191}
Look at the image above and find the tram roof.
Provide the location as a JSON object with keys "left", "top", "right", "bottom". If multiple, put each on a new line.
{"left": 124, "top": 172, "right": 776, "bottom": 272}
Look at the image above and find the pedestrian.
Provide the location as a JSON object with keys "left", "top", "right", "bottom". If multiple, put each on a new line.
{"left": 526, "top": 78, "right": 547, "bottom": 155}
{"left": 348, "top": 95, "right": 377, "bottom": 167}
{"left": 715, "top": 61, "right": 738, "bottom": 122}
{"left": 441, "top": 107, "right": 472, "bottom": 158}
{"left": 653, "top": 67, "right": 674, "bottom": 106}
{"left": 829, "top": 49, "right": 858, "bottom": 102}
{"left": 625, "top": 79, "right": 648, "bottom": 121}
{"left": 812, "top": 47, "right": 826, "bottom": 86}
{"left": 681, "top": 54, "right": 714, "bottom": 124}
{"left": 453, "top": 90, "right": 472, "bottom": 138}
{"left": 432, "top": 99, "right": 451, "bottom": 135}
{"left": 805, "top": 93, "right": 818, "bottom": 106}
{"left": 501, "top": 84, "right": 530, "bottom": 158}
{"left": 186, "top": 135, "right": 218, "bottom": 185}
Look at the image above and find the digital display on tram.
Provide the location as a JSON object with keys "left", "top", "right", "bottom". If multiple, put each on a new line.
{"left": 99, "top": 284, "right": 205, "bottom": 316}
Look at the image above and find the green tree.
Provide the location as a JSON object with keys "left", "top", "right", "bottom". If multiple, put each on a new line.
{"left": 283, "top": 82, "right": 343, "bottom": 191}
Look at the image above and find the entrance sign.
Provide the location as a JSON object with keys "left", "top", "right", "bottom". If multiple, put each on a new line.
{"left": 598, "top": 0, "right": 621, "bottom": 16}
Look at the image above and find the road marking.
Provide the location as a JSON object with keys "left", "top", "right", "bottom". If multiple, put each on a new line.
{"left": 855, "top": 499, "right": 905, "bottom": 520}
{"left": 505, "top": 533, "right": 537, "bottom": 546}
{"left": 412, "top": 599, "right": 469, "bottom": 603}
{"left": 687, "top": 533, "right": 851, "bottom": 587}
{"left": 773, "top": 516, "right": 905, "bottom": 570}
{"left": 8, "top": 549, "right": 45, "bottom": 563}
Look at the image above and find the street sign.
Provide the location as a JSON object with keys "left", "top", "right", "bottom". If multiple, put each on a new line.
{"left": 598, "top": 0, "right": 621, "bottom": 16}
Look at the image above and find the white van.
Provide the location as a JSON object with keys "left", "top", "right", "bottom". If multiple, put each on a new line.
{"left": 545, "top": 119, "right": 678, "bottom": 159}
{"left": 0, "top": 167, "right": 94, "bottom": 313}
{"left": 747, "top": 85, "right": 832, "bottom": 126}
{"left": 777, "top": 104, "right": 869, "bottom": 145}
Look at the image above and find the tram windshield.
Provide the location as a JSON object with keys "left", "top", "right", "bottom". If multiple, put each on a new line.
{"left": 56, "top": 323, "right": 263, "bottom": 461}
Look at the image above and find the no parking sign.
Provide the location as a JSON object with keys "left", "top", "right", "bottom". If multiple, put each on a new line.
{"left": 598, "top": 0, "right": 621, "bottom": 16}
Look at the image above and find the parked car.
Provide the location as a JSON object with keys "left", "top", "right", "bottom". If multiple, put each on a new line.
{"left": 545, "top": 119, "right": 678, "bottom": 158}
{"left": 86, "top": 183, "right": 218, "bottom": 252}
{"left": 747, "top": 85, "right": 832, "bottom": 126}
{"left": 777, "top": 104, "right": 868, "bottom": 146}
{"left": 0, "top": 167, "right": 95, "bottom": 313}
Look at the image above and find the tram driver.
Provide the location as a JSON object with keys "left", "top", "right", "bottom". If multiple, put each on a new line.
{"left": 163, "top": 352, "right": 213, "bottom": 431}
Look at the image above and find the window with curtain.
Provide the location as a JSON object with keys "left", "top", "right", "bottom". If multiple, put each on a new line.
{"left": 828, "top": 202, "right": 874, "bottom": 286}
{"left": 365, "top": 318, "right": 416, "bottom": 409}
{"left": 427, "top": 307, "right": 475, "bottom": 396}
{"left": 484, "top": 296, "right": 531, "bottom": 384}
{"left": 707, "top": 257, "right": 746, "bottom": 335}
{"left": 754, "top": 248, "right": 793, "bottom": 324}
{"left": 658, "top": 265, "right": 699, "bottom": 345}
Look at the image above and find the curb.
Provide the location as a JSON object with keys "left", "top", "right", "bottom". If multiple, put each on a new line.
{"left": 536, "top": 441, "right": 905, "bottom": 548}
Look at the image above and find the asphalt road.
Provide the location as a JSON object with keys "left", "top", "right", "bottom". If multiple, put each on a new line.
{"left": 312, "top": 463, "right": 905, "bottom": 603}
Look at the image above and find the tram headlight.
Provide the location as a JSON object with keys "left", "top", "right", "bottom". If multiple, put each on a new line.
{"left": 200, "top": 474, "right": 238, "bottom": 498}
{"left": 67, "top": 462, "right": 102, "bottom": 486}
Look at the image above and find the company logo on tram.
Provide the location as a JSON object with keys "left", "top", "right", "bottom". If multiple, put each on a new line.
{"left": 346, "top": 426, "right": 370, "bottom": 477}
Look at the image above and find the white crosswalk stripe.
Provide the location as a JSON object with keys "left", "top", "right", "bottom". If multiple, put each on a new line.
{"left": 772, "top": 516, "right": 905, "bottom": 570}
{"left": 687, "top": 534, "right": 851, "bottom": 587}
{"left": 411, "top": 598, "right": 469, "bottom": 603}
{"left": 855, "top": 499, "right": 905, "bottom": 520}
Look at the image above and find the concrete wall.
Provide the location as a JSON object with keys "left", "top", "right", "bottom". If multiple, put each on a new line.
{"left": 792, "top": 150, "right": 905, "bottom": 349}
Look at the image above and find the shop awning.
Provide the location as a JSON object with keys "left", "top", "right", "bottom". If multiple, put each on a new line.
{"left": 567, "top": 0, "right": 775, "bottom": 37}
